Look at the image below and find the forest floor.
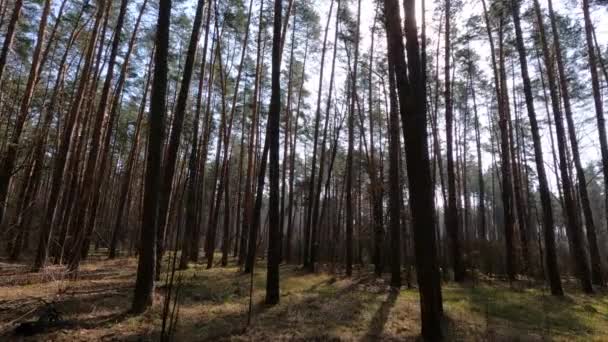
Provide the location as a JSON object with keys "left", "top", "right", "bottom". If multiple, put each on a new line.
{"left": 0, "top": 253, "right": 607, "bottom": 341}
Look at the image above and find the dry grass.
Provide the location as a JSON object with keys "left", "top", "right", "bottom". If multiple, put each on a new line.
{"left": 1, "top": 253, "right": 607, "bottom": 341}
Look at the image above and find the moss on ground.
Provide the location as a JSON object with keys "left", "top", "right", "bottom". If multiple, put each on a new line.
{"left": 1, "top": 254, "right": 606, "bottom": 341}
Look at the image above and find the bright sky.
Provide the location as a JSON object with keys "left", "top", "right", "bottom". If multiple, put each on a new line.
{"left": 305, "top": 0, "right": 608, "bottom": 197}
{"left": 176, "top": 0, "right": 607, "bottom": 198}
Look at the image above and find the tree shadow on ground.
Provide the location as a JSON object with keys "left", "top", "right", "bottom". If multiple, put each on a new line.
{"left": 0, "top": 257, "right": 136, "bottom": 287}
{"left": 176, "top": 262, "right": 334, "bottom": 305}
{"left": 0, "top": 277, "right": 134, "bottom": 321}
{"left": 363, "top": 288, "right": 399, "bottom": 340}
{"left": 0, "top": 282, "right": 134, "bottom": 340}
{"left": 444, "top": 283, "right": 598, "bottom": 339}
{"left": 174, "top": 273, "right": 378, "bottom": 340}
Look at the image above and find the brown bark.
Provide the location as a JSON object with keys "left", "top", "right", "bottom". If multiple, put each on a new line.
{"left": 345, "top": 0, "right": 357, "bottom": 277}
{"left": 385, "top": 0, "right": 444, "bottom": 338}
{"left": 582, "top": 0, "right": 607, "bottom": 285}
{"left": 192, "top": 27, "right": 219, "bottom": 263}
{"left": 445, "top": 0, "right": 465, "bottom": 282}
{"left": 303, "top": 0, "right": 335, "bottom": 268}
{"left": 68, "top": 0, "right": 129, "bottom": 272}
{"left": 241, "top": 0, "right": 265, "bottom": 269}
{"left": 498, "top": 18, "right": 517, "bottom": 281}
{"left": 533, "top": 0, "right": 593, "bottom": 293}
{"left": 279, "top": 6, "right": 296, "bottom": 264}
{"left": 480, "top": 0, "right": 516, "bottom": 281}
{"left": 180, "top": 0, "right": 213, "bottom": 269}
{"left": 265, "top": 0, "right": 283, "bottom": 305}
{"left": 131, "top": 0, "right": 171, "bottom": 314}
{"left": 469, "top": 76, "right": 486, "bottom": 241}
{"left": 310, "top": 0, "right": 341, "bottom": 272}
{"left": 368, "top": 5, "right": 384, "bottom": 277}
{"left": 33, "top": 0, "right": 105, "bottom": 271}
{"left": 508, "top": 59, "right": 530, "bottom": 274}
{"left": 386, "top": 33, "right": 401, "bottom": 288}
{"left": 285, "top": 33, "right": 310, "bottom": 264}
{"left": 204, "top": 36, "right": 228, "bottom": 269}
{"left": 109, "top": 49, "right": 153, "bottom": 259}
{"left": 510, "top": 0, "right": 562, "bottom": 295}
{"left": 545, "top": 0, "right": 602, "bottom": 288}
{"left": 155, "top": 0, "right": 207, "bottom": 280}
{"left": 0, "top": 0, "right": 22, "bottom": 85}
{"left": 0, "top": 0, "right": 48, "bottom": 226}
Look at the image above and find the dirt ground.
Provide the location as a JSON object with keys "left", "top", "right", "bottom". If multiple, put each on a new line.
{"left": 1, "top": 253, "right": 607, "bottom": 341}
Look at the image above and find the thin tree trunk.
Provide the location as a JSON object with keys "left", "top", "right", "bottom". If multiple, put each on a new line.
{"left": 279, "top": 2, "right": 296, "bottom": 264}
{"left": 508, "top": 58, "right": 530, "bottom": 274}
{"left": 368, "top": 5, "right": 384, "bottom": 277}
{"left": 546, "top": 0, "right": 602, "bottom": 288}
{"left": 285, "top": 33, "right": 309, "bottom": 264}
{"left": 109, "top": 52, "right": 153, "bottom": 259}
{"left": 0, "top": 0, "right": 22, "bottom": 85}
{"left": 310, "top": 0, "right": 341, "bottom": 272}
{"left": 580, "top": 0, "right": 607, "bottom": 286}
{"left": 0, "top": 0, "right": 49, "bottom": 227}
{"left": 221, "top": 153, "right": 232, "bottom": 267}
{"left": 68, "top": 0, "right": 129, "bottom": 272}
{"left": 386, "top": 36, "right": 401, "bottom": 288}
{"left": 192, "top": 25, "right": 219, "bottom": 263}
{"left": 497, "top": 17, "right": 517, "bottom": 281}
{"left": 589, "top": 1, "right": 608, "bottom": 264}
{"left": 510, "top": 0, "right": 563, "bottom": 295}
{"left": 303, "top": 0, "right": 335, "bottom": 268}
{"left": 180, "top": 3, "right": 213, "bottom": 268}
{"left": 33, "top": 0, "right": 105, "bottom": 271}
{"left": 345, "top": 0, "right": 359, "bottom": 277}
{"left": 532, "top": 0, "right": 593, "bottom": 293}
{"left": 444, "top": 0, "right": 465, "bottom": 282}
{"left": 242, "top": 0, "right": 265, "bottom": 270}
{"left": 469, "top": 76, "right": 486, "bottom": 242}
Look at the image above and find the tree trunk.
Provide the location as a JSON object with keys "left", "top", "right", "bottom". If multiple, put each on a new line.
{"left": 532, "top": 0, "right": 593, "bottom": 293}
{"left": 180, "top": 0, "right": 213, "bottom": 269}
{"left": 155, "top": 0, "right": 206, "bottom": 280}
{"left": 221, "top": 155, "right": 232, "bottom": 267}
{"left": 546, "top": 0, "right": 602, "bottom": 288}
{"left": 265, "top": 0, "right": 283, "bottom": 305}
{"left": 368, "top": 7, "right": 385, "bottom": 278}
{"left": 444, "top": 0, "right": 465, "bottom": 282}
{"left": 310, "top": 0, "right": 341, "bottom": 272}
{"left": 131, "top": 0, "right": 171, "bottom": 314}
{"left": 0, "top": 0, "right": 22, "bottom": 85}
{"left": 32, "top": 0, "right": 105, "bottom": 271}
{"left": 192, "top": 27, "right": 219, "bottom": 264}
{"left": 285, "top": 32, "right": 309, "bottom": 264}
{"left": 385, "top": 0, "right": 444, "bottom": 338}
{"left": 304, "top": 0, "right": 335, "bottom": 268}
{"left": 0, "top": 0, "right": 49, "bottom": 227}
{"left": 470, "top": 77, "right": 486, "bottom": 242}
{"left": 345, "top": 0, "right": 357, "bottom": 277}
{"left": 387, "top": 40, "right": 401, "bottom": 288}
{"left": 510, "top": 0, "right": 563, "bottom": 295}
{"left": 279, "top": 2, "right": 296, "bottom": 265}
{"left": 581, "top": 0, "right": 607, "bottom": 286}
{"left": 242, "top": 0, "right": 265, "bottom": 270}
{"left": 108, "top": 0, "right": 151, "bottom": 259}
{"left": 497, "top": 18, "right": 517, "bottom": 281}
{"left": 110, "top": 57, "right": 152, "bottom": 259}
{"left": 67, "top": 0, "right": 129, "bottom": 273}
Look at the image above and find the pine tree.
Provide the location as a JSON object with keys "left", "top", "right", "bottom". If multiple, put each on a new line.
{"left": 132, "top": 0, "right": 171, "bottom": 314}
